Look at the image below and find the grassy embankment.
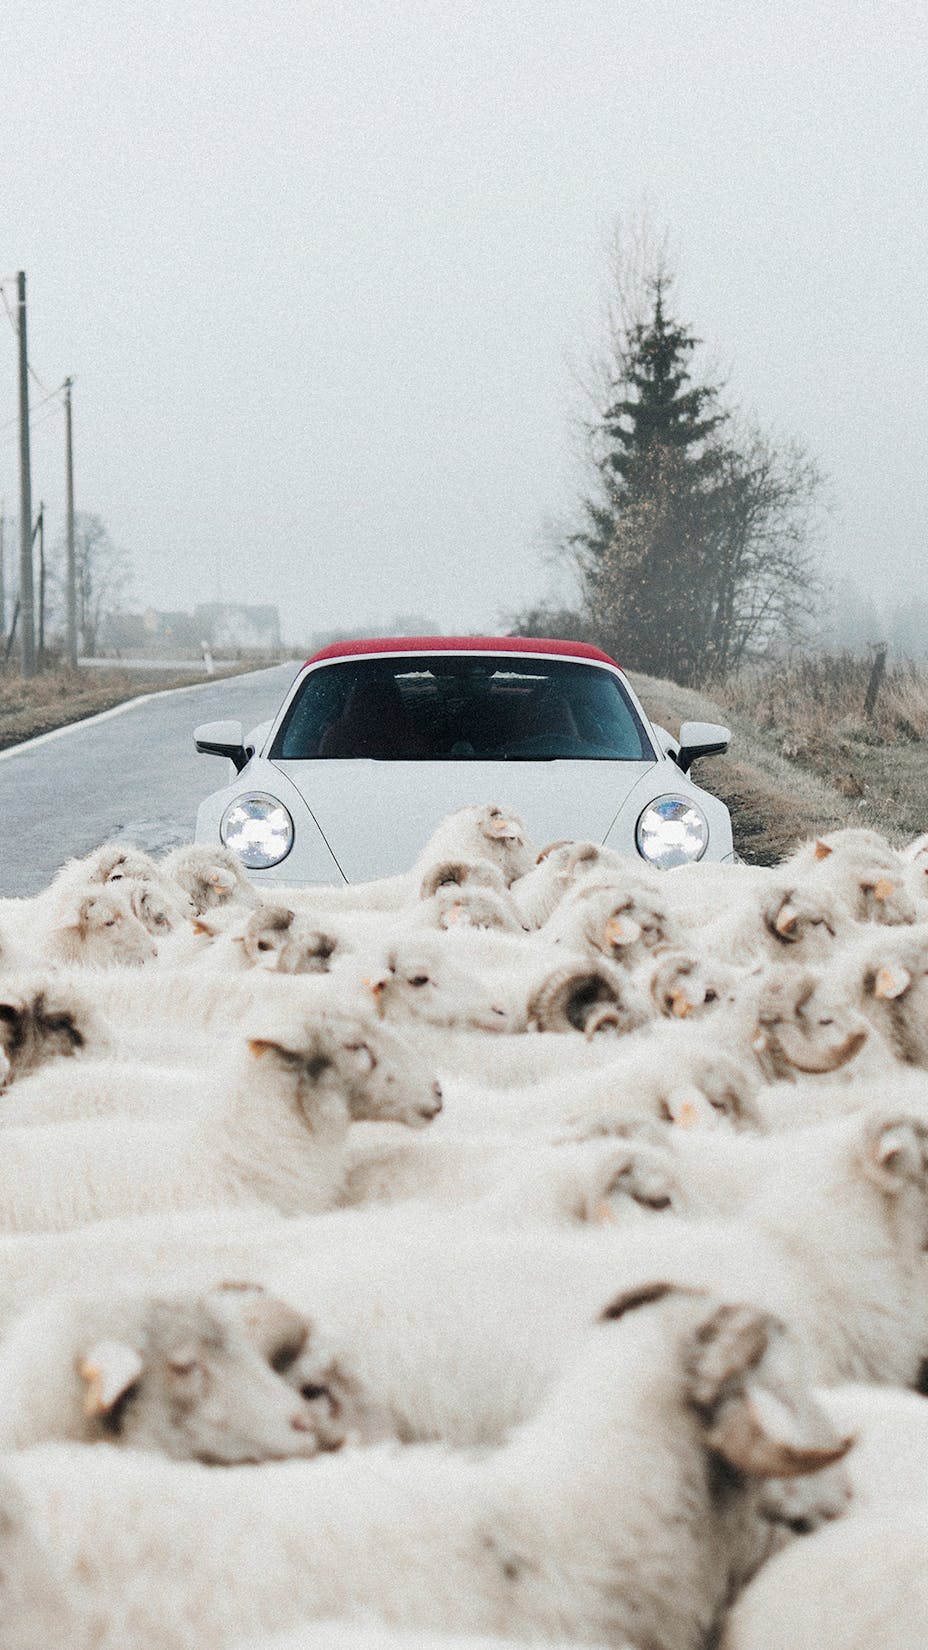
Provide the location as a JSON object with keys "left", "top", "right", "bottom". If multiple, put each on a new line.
{"left": 0, "top": 663, "right": 260, "bottom": 753}
{"left": 633, "top": 655, "right": 928, "bottom": 864}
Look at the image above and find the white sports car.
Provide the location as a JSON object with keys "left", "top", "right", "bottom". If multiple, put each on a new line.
{"left": 193, "top": 636, "right": 735, "bottom": 886}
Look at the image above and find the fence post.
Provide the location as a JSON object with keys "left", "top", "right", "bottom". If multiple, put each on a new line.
{"left": 864, "top": 643, "right": 888, "bottom": 719}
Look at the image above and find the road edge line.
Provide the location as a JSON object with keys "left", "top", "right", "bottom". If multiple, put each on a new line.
{"left": 0, "top": 663, "right": 297, "bottom": 766}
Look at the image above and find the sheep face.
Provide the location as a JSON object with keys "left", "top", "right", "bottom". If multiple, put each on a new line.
{"left": 750, "top": 969, "right": 869, "bottom": 1080}
{"left": 367, "top": 942, "right": 511, "bottom": 1033}
{"left": 430, "top": 885, "right": 525, "bottom": 933}
{"left": 550, "top": 880, "right": 675, "bottom": 966}
{"left": 248, "top": 1014, "right": 442, "bottom": 1128}
{"left": 51, "top": 889, "right": 157, "bottom": 968}
{"left": 418, "top": 804, "right": 535, "bottom": 888}
{"left": 78, "top": 1285, "right": 345, "bottom": 1463}
{"left": 236, "top": 904, "right": 297, "bottom": 968}
{"left": 161, "top": 844, "right": 258, "bottom": 913}
{"left": 319, "top": 1015, "right": 443, "bottom": 1127}
{"left": 127, "top": 880, "right": 195, "bottom": 937}
{"left": 761, "top": 887, "right": 844, "bottom": 957}
{"left": 649, "top": 950, "right": 749, "bottom": 1022}
{"left": 854, "top": 928, "right": 928, "bottom": 1066}
{"left": 0, "top": 985, "right": 93, "bottom": 1087}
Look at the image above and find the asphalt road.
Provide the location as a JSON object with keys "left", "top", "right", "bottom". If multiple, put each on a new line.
{"left": 0, "top": 663, "right": 300, "bottom": 897}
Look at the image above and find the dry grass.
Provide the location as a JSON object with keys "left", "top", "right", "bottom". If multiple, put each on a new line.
{"left": 631, "top": 654, "right": 928, "bottom": 862}
{"left": 0, "top": 663, "right": 250, "bottom": 750}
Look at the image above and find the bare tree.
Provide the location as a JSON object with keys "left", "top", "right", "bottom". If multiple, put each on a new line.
{"left": 50, "top": 512, "right": 132, "bottom": 657}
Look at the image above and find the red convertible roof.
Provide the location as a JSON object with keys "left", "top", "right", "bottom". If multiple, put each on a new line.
{"left": 305, "top": 636, "right": 621, "bottom": 668}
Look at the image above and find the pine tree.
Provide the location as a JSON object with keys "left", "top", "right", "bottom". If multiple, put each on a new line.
{"left": 577, "top": 277, "right": 726, "bottom": 681}
{"left": 572, "top": 267, "right": 822, "bottom": 684}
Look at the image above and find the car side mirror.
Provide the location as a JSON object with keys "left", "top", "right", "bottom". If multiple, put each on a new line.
{"left": 676, "top": 721, "right": 730, "bottom": 774}
{"left": 194, "top": 720, "right": 248, "bottom": 773}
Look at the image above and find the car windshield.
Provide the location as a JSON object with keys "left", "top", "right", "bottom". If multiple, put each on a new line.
{"left": 271, "top": 656, "right": 654, "bottom": 761}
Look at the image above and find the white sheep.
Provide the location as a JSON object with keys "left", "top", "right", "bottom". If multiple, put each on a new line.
{"left": 0, "top": 1008, "right": 441, "bottom": 1231}
{"left": 720, "top": 1509, "right": 928, "bottom": 1650}
{"left": 0, "top": 1281, "right": 344, "bottom": 1460}
{"left": 508, "top": 839, "right": 632, "bottom": 928}
{"left": 161, "top": 843, "right": 260, "bottom": 913}
{"left": 234, "top": 1622, "right": 622, "bottom": 1650}
{"left": 782, "top": 826, "right": 919, "bottom": 927}
{"left": 541, "top": 875, "right": 682, "bottom": 968}
{"left": 43, "top": 887, "right": 158, "bottom": 968}
{"left": 0, "top": 1286, "right": 851, "bottom": 1650}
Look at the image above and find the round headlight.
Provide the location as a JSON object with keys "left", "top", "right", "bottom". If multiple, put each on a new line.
{"left": 220, "top": 793, "right": 294, "bottom": 869}
{"left": 636, "top": 796, "right": 709, "bottom": 869}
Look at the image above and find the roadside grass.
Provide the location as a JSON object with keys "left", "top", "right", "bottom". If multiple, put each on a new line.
{"left": 0, "top": 663, "right": 257, "bottom": 752}
{"left": 632, "top": 655, "right": 928, "bottom": 864}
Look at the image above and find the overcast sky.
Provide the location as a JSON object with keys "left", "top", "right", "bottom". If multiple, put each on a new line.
{"left": 1, "top": 0, "right": 925, "bottom": 645}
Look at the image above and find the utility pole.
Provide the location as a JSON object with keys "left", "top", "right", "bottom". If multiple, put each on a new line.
{"left": 64, "top": 377, "right": 77, "bottom": 668}
{"left": 16, "top": 272, "right": 35, "bottom": 677}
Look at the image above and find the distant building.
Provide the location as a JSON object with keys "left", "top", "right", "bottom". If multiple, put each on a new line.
{"left": 98, "top": 602, "right": 281, "bottom": 657}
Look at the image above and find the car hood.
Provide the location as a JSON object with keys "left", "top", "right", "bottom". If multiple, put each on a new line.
{"left": 269, "top": 758, "right": 657, "bottom": 882}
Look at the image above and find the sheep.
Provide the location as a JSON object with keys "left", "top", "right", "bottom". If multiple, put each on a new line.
{"left": 339, "top": 1126, "right": 682, "bottom": 1227}
{"left": 43, "top": 887, "right": 158, "bottom": 968}
{"left": 432, "top": 1023, "right": 761, "bottom": 1136}
{"left": 364, "top": 936, "right": 513, "bottom": 1033}
{"left": 0, "top": 1281, "right": 345, "bottom": 1460}
{"left": 0, "top": 1005, "right": 443, "bottom": 1132}
{"left": 161, "top": 843, "right": 261, "bottom": 913}
{"left": 413, "top": 803, "right": 536, "bottom": 888}
{"left": 520, "top": 956, "right": 652, "bottom": 1036}
{"left": 168, "top": 904, "right": 339, "bottom": 976}
{"left": 541, "top": 876, "right": 682, "bottom": 968}
{"left": 0, "top": 1286, "right": 851, "bottom": 1650}
{"left": 417, "top": 857, "right": 511, "bottom": 902}
{"left": 263, "top": 1103, "right": 928, "bottom": 1443}
{"left": 826, "top": 921, "right": 928, "bottom": 1068}
{"left": 719, "top": 1509, "right": 928, "bottom": 1650}
{"left": 720, "top": 963, "right": 879, "bottom": 1084}
{"left": 234, "top": 1628, "right": 621, "bottom": 1650}
{"left": 814, "top": 1383, "right": 928, "bottom": 1512}
{"left": 700, "top": 878, "right": 855, "bottom": 968}
{"left": 0, "top": 1008, "right": 442, "bottom": 1231}
{"left": 646, "top": 947, "right": 756, "bottom": 1022}
{"left": 508, "top": 839, "right": 633, "bottom": 928}
{"left": 0, "top": 977, "right": 107, "bottom": 1086}
{"left": 416, "top": 882, "right": 527, "bottom": 934}
{"left": 782, "top": 826, "right": 919, "bottom": 927}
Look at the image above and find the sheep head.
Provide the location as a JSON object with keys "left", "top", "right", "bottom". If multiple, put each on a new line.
{"left": 161, "top": 844, "right": 258, "bottom": 913}
{"left": 366, "top": 940, "right": 511, "bottom": 1032}
{"left": 76, "top": 1283, "right": 345, "bottom": 1462}
{"left": 859, "top": 1111, "right": 928, "bottom": 1247}
{"left": 0, "top": 981, "right": 98, "bottom": 1086}
{"left": 248, "top": 1011, "right": 442, "bottom": 1127}
{"left": 751, "top": 968, "right": 869, "bottom": 1079}
{"left": 50, "top": 889, "right": 157, "bottom": 968}
{"left": 526, "top": 963, "right": 647, "bottom": 1037}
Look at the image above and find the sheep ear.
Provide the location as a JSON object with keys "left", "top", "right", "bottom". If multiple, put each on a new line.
{"left": 773, "top": 900, "right": 799, "bottom": 937}
{"left": 536, "top": 840, "right": 569, "bottom": 863}
{"left": 873, "top": 965, "right": 912, "bottom": 1000}
{"left": 687, "top": 1305, "right": 852, "bottom": 1479}
{"left": 603, "top": 914, "right": 642, "bottom": 948}
{"left": 80, "top": 1340, "right": 144, "bottom": 1416}
{"left": 486, "top": 815, "right": 520, "bottom": 841}
{"left": 872, "top": 878, "right": 897, "bottom": 903}
{"left": 863, "top": 1114, "right": 928, "bottom": 1194}
{"left": 665, "top": 1086, "right": 716, "bottom": 1129}
{"left": 814, "top": 840, "right": 833, "bottom": 861}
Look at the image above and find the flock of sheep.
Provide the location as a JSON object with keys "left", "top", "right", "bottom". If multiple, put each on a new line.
{"left": 2, "top": 801, "right": 928, "bottom": 1649}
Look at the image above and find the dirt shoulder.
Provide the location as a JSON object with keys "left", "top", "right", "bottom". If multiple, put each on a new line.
{"left": 630, "top": 671, "right": 866, "bottom": 865}
{"left": 0, "top": 664, "right": 257, "bottom": 752}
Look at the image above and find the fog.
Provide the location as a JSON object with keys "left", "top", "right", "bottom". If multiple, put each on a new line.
{"left": 1, "top": 0, "right": 925, "bottom": 645}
